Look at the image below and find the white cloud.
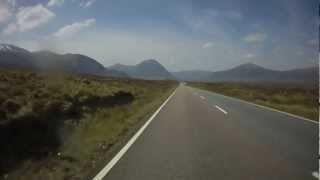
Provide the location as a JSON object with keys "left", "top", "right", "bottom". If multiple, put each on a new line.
{"left": 3, "top": 4, "right": 55, "bottom": 35}
{"left": 202, "top": 42, "right": 213, "bottom": 48}
{"left": 0, "top": 0, "right": 15, "bottom": 24}
{"left": 47, "top": 0, "right": 64, "bottom": 7}
{"left": 244, "top": 53, "right": 256, "bottom": 58}
{"left": 80, "top": 0, "right": 95, "bottom": 8}
{"left": 243, "top": 33, "right": 267, "bottom": 43}
{"left": 53, "top": 18, "right": 96, "bottom": 38}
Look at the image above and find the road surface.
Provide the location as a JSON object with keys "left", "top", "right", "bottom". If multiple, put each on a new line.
{"left": 99, "top": 85, "right": 318, "bottom": 180}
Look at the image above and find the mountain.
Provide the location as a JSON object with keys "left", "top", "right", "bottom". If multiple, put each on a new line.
{"left": 34, "top": 51, "right": 107, "bottom": 74}
{"left": 0, "top": 44, "right": 127, "bottom": 78}
{"left": 110, "top": 59, "right": 174, "bottom": 80}
{"left": 1, "top": 44, "right": 315, "bottom": 83}
{"left": 279, "top": 66, "right": 318, "bottom": 83}
{"left": 0, "top": 44, "right": 36, "bottom": 70}
{"left": 210, "top": 63, "right": 279, "bottom": 82}
{"left": 210, "top": 63, "right": 318, "bottom": 83}
{"left": 173, "top": 63, "right": 318, "bottom": 84}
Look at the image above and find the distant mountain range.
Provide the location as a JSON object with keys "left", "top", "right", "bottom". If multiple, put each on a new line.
{"left": 174, "top": 63, "right": 318, "bottom": 84}
{"left": 0, "top": 44, "right": 317, "bottom": 83}
{"left": 0, "top": 44, "right": 127, "bottom": 78}
{"left": 109, "top": 59, "right": 174, "bottom": 80}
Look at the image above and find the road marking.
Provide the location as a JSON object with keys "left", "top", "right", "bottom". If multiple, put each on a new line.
{"left": 93, "top": 89, "right": 177, "bottom": 180}
{"left": 215, "top": 105, "right": 228, "bottom": 114}
{"left": 193, "top": 88, "right": 318, "bottom": 124}
{"left": 200, "top": 96, "right": 205, "bottom": 100}
{"left": 312, "top": 171, "right": 319, "bottom": 179}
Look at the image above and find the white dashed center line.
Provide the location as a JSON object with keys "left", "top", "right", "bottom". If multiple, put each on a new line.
{"left": 215, "top": 105, "right": 228, "bottom": 115}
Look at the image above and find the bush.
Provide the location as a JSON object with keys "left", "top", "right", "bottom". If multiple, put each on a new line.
{"left": 61, "top": 101, "right": 77, "bottom": 117}
{"left": 44, "top": 99, "right": 64, "bottom": 117}
{"left": 2, "top": 99, "right": 21, "bottom": 114}
{"left": 0, "top": 109, "right": 6, "bottom": 121}
{"left": 0, "top": 94, "right": 7, "bottom": 104}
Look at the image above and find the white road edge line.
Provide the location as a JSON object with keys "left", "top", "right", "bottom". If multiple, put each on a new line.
{"left": 200, "top": 95, "right": 205, "bottom": 100}
{"left": 194, "top": 88, "right": 318, "bottom": 124}
{"left": 215, "top": 105, "right": 228, "bottom": 114}
{"left": 93, "top": 89, "right": 177, "bottom": 180}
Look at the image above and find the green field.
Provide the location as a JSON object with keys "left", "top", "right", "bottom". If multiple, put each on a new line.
{"left": 189, "top": 82, "right": 318, "bottom": 121}
{"left": 0, "top": 70, "right": 177, "bottom": 179}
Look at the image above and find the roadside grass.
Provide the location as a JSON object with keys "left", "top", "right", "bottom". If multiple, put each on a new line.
{"left": 0, "top": 69, "right": 177, "bottom": 179}
{"left": 188, "top": 82, "right": 318, "bottom": 121}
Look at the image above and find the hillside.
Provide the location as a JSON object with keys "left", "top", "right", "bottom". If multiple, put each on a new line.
{"left": 110, "top": 59, "right": 174, "bottom": 80}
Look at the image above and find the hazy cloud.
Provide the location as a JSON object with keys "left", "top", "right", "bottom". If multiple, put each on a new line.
{"left": 0, "top": 0, "right": 15, "bottom": 24}
{"left": 203, "top": 9, "right": 242, "bottom": 20}
{"left": 243, "top": 32, "right": 267, "bottom": 43}
{"left": 53, "top": 18, "right": 96, "bottom": 38}
{"left": 3, "top": 23, "right": 17, "bottom": 34}
{"left": 244, "top": 53, "right": 256, "bottom": 58}
{"left": 80, "top": 0, "right": 95, "bottom": 8}
{"left": 3, "top": 4, "right": 55, "bottom": 35}
{"left": 47, "top": 0, "right": 65, "bottom": 7}
{"left": 202, "top": 42, "right": 213, "bottom": 48}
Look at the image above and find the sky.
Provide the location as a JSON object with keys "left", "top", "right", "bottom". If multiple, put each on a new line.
{"left": 0, "top": 0, "right": 318, "bottom": 71}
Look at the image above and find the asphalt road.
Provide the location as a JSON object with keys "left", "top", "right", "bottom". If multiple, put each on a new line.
{"left": 101, "top": 85, "right": 318, "bottom": 180}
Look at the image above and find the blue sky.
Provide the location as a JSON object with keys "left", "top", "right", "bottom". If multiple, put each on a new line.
{"left": 0, "top": 0, "right": 318, "bottom": 71}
